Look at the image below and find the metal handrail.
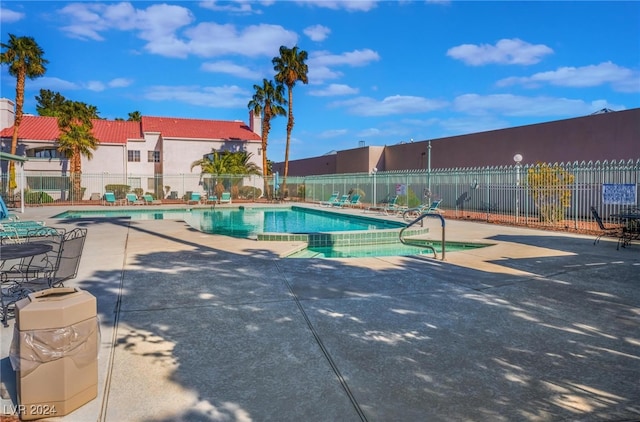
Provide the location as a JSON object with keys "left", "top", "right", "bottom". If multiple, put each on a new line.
{"left": 399, "top": 213, "right": 446, "bottom": 260}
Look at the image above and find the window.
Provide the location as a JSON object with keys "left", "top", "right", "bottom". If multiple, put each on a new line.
{"left": 148, "top": 151, "right": 160, "bottom": 163}
{"left": 128, "top": 150, "right": 140, "bottom": 162}
{"left": 128, "top": 177, "right": 141, "bottom": 189}
{"left": 27, "top": 148, "right": 65, "bottom": 159}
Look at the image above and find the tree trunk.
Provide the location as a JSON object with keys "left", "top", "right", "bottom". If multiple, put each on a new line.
{"left": 282, "top": 86, "right": 294, "bottom": 197}
{"left": 8, "top": 71, "right": 26, "bottom": 194}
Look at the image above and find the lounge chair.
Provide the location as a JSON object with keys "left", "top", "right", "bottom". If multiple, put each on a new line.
{"left": 402, "top": 199, "right": 443, "bottom": 220}
{"left": 103, "top": 192, "right": 120, "bottom": 206}
{"left": 343, "top": 194, "right": 362, "bottom": 208}
{"left": 0, "top": 195, "right": 16, "bottom": 220}
{"left": 142, "top": 194, "right": 162, "bottom": 205}
{"left": 1, "top": 221, "right": 48, "bottom": 242}
{"left": 319, "top": 192, "right": 339, "bottom": 207}
{"left": 331, "top": 194, "right": 350, "bottom": 207}
{"left": 219, "top": 192, "right": 232, "bottom": 204}
{"left": 125, "top": 193, "right": 145, "bottom": 205}
{"left": 188, "top": 192, "right": 202, "bottom": 204}
{"left": 207, "top": 195, "right": 218, "bottom": 204}
{"left": 366, "top": 195, "right": 401, "bottom": 215}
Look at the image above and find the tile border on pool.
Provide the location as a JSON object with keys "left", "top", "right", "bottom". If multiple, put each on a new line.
{"left": 257, "top": 226, "right": 429, "bottom": 246}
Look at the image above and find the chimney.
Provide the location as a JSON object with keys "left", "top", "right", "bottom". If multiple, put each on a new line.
{"left": 0, "top": 98, "right": 15, "bottom": 131}
{"left": 249, "top": 110, "right": 262, "bottom": 136}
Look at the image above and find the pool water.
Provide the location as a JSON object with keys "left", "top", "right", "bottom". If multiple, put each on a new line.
{"left": 190, "top": 207, "right": 403, "bottom": 238}
{"left": 55, "top": 206, "right": 404, "bottom": 238}
{"left": 287, "top": 241, "right": 489, "bottom": 258}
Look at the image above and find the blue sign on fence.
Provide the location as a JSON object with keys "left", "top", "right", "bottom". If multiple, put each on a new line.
{"left": 602, "top": 183, "right": 637, "bottom": 205}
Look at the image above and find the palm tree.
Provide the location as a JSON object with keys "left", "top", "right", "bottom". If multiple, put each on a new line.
{"left": 247, "top": 79, "right": 286, "bottom": 198}
{"left": 56, "top": 101, "right": 99, "bottom": 201}
{"left": 0, "top": 34, "right": 48, "bottom": 194}
{"left": 191, "top": 151, "right": 261, "bottom": 199}
{"left": 272, "top": 45, "right": 308, "bottom": 196}
{"left": 128, "top": 111, "right": 142, "bottom": 122}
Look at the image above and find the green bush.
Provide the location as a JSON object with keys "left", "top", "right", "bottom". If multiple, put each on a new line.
{"left": 25, "top": 191, "right": 54, "bottom": 204}
{"left": 105, "top": 184, "right": 130, "bottom": 200}
{"left": 238, "top": 186, "right": 261, "bottom": 199}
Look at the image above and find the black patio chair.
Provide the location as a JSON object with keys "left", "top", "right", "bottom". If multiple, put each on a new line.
{"left": 590, "top": 206, "right": 623, "bottom": 248}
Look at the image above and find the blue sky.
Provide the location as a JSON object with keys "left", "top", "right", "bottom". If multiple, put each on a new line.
{"left": 1, "top": 1, "right": 639, "bottom": 162}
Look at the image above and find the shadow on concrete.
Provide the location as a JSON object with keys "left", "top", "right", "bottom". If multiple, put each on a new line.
{"left": 15, "top": 219, "right": 639, "bottom": 421}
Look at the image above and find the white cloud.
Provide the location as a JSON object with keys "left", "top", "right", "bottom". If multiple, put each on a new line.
{"left": 294, "top": 0, "right": 379, "bottom": 12}
{"left": 304, "top": 24, "right": 331, "bottom": 42}
{"left": 86, "top": 81, "right": 106, "bottom": 92}
{"left": 201, "top": 61, "right": 262, "bottom": 79}
{"left": 308, "top": 49, "right": 380, "bottom": 83}
{"left": 55, "top": 2, "right": 297, "bottom": 60}
{"left": 309, "top": 84, "right": 358, "bottom": 96}
{"left": 497, "top": 61, "right": 640, "bottom": 93}
{"left": 310, "top": 49, "right": 380, "bottom": 67}
{"left": 108, "top": 78, "right": 134, "bottom": 88}
{"left": 453, "top": 93, "right": 625, "bottom": 117}
{"left": 447, "top": 38, "right": 553, "bottom": 66}
{"left": 186, "top": 23, "right": 297, "bottom": 58}
{"left": 332, "top": 95, "right": 448, "bottom": 116}
{"left": 27, "top": 77, "right": 80, "bottom": 92}
{"left": 0, "top": 7, "right": 25, "bottom": 23}
{"left": 144, "top": 85, "right": 250, "bottom": 108}
{"left": 198, "top": 0, "right": 262, "bottom": 14}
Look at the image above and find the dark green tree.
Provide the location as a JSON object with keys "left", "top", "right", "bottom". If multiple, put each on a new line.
{"left": 0, "top": 34, "right": 48, "bottom": 193}
{"left": 35, "top": 89, "right": 67, "bottom": 116}
{"left": 56, "top": 101, "right": 100, "bottom": 200}
{"left": 272, "top": 45, "right": 308, "bottom": 196}
{"left": 248, "top": 78, "right": 286, "bottom": 198}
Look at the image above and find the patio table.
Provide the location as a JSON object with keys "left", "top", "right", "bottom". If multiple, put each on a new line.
{"left": 611, "top": 213, "right": 640, "bottom": 248}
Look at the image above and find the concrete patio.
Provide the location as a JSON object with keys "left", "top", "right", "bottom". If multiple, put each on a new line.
{"left": 1, "top": 205, "right": 639, "bottom": 421}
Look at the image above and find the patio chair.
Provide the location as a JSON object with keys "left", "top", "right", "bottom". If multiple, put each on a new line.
{"left": 0, "top": 227, "right": 71, "bottom": 326}
{"left": 590, "top": 206, "right": 623, "bottom": 247}
{"left": 49, "top": 228, "right": 88, "bottom": 288}
{"left": 403, "top": 199, "right": 443, "bottom": 221}
{"left": 207, "top": 194, "right": 218, "bottom": 204}
{"left": 219, "top": 192, "right": 232, "bottom": 204}
{"left": 103, "top": 192, "right": 120, "bottom": 206}
{"left": 1, "top": 227, "right": 66, "bottom": 283}
{"left": 126, "top": 193, "right": 145, "bottom": 205}
{"left": 331, "top": 194, "right": 350, "bottom": 207}
{"left": 366, "top": 195, "right": 400, "bottom": 215}
{"left": 143, "top": 194, "right": 162, "bottom": 205}
{"left": 343, "top": 194, "right": 363, "bottom": 209}
{"left": 0, "top": 221, "right": 47, "bottom": 242}
{"left": 319, "top": 192, "right": 339, "bottom": 207}
{"left": 188, "top": 192, "right": 202, "bottom": 204}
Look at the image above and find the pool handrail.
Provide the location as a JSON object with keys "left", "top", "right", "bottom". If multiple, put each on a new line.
{"left": 399, "top": 213, "right": 446, "bottom": 260}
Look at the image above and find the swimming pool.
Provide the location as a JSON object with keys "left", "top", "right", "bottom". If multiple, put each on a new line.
{"left": 55, "top": 206, "right": 409, "bottom": 239}
{"left": 55, "top": 206, "right": 488, "bottom": 258}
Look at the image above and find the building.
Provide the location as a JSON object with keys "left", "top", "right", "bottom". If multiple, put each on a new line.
{"left": 0, "top": 98, "right": 262, "bottom": 199}
{"left": 274, "top": 108, "right": 640, "bottom": 176}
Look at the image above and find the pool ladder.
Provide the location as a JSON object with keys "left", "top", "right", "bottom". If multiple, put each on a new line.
{"left": 399, "top": 213, "right": 446, "bottom": 260}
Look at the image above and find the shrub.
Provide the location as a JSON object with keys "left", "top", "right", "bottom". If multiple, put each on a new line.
{"left": 527, "top": 163, "right": 574, "bottom": 222}
{"left": 105, "top": 184, "right": 130, "bottom": 200}
{"left": 25, "top": 191, "right": 54, "bottom": 204}
{"left": 238, "top": 186, "right": 261, "bottom": 199}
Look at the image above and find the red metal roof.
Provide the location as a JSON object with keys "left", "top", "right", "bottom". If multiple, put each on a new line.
{"left": 0, "top": 115, "right": 260, "bottom": 144}
{"left": 141, "top": 116, "right": 260, "bottom": 141}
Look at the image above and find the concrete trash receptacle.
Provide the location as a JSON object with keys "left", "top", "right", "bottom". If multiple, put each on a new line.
{"left": 10, "top": 287, "right": 99, "bottom": 420}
